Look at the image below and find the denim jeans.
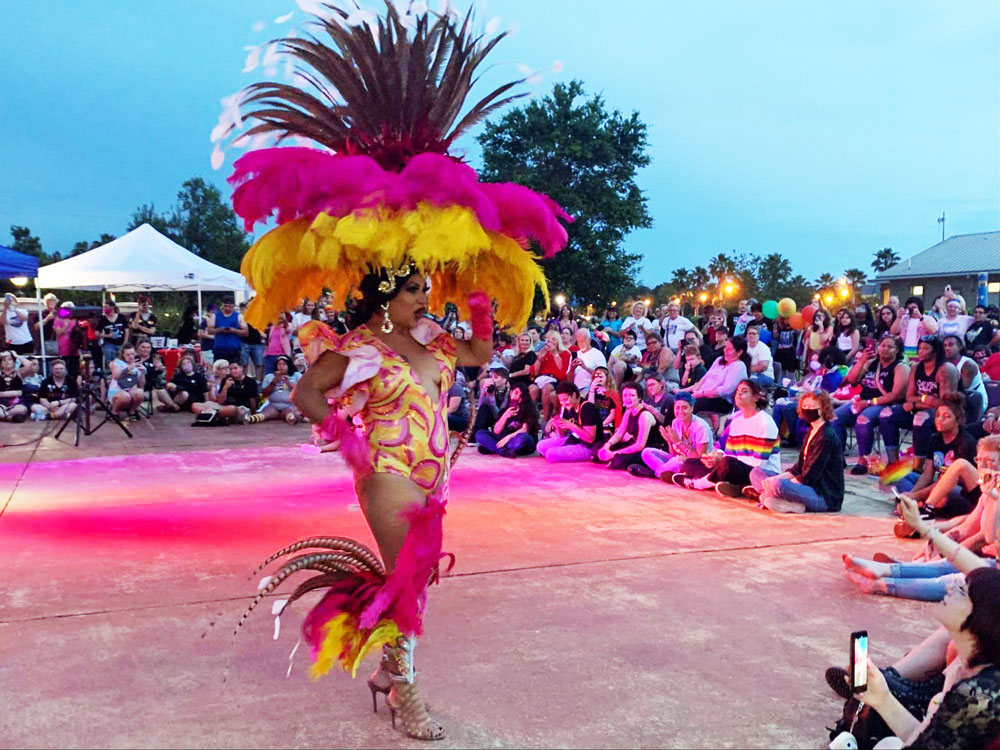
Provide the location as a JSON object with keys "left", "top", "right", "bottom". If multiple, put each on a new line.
{"left": 773, "top": 400, "right": 806, "bottom": 446}
{"left": 751, "top": 373, "right": 775, "bottom": 387}
{"left": 642, "top": 447, "right": 686, "bottom": 477}
{"left": 880, "top": 405, "right": 937, "bottom": 457}
{"left": 832, "top": 402, "right": 883, "bottom": 457}
{"left": 538, "top": 436, "right": 594, "bottom": 462}
{"left": 882, "top": 559, "right": 997, "bottom": 602}
{"left": 896, "top": 471, "right": 976, "bottom": 518}
{"left": 474, "top": 429, "right": 536, "bottom": 456}
{"left": 241, "top": 343, "right": 264, "bottom": 369}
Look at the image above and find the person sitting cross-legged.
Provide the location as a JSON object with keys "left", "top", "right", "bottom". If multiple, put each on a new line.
{"left": 587, "top": 365, "right": 622, "bottom": 432}
{"left": 674, "top": 379, "right": 781, "bottom": 498}
{"left": 747, "top": 389, "right": 845, "bottom": 513}
{"left": 0, "top": 350, "right": 29, "bottom": 423}
{"left": 213, "top": 361, "right": 259, "bottom": 425}
{"left": 474, "top": 383, "right": 539, "bottom": 457}
{"left": 31, "top": 358, "right": 79, "bottom": 422}
{"left": 639, "top": 391, "right": 713, "bottom": 481}
{"left": 470, "top": 365, "right": 511, "bottom": 437}
{"left": 165, "top": 355, "right": 208, "bottom": 411}
{"left": 247, "top": 355, "right": 302, "bottom": 424}
{"left": 108, "top": 343, "right": 146, "bottom": 421}
{"left": 597, "top": 381, "right": 657, "bottom": 471}
{"left": 537, "top": 381, "right": 604, "bottom": 462}
{"left": 842, "top": 435, "right": 1000, "bottom": 601}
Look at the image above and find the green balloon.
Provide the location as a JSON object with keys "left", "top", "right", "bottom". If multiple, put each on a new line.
{"left": 762, "top": 300, "right": 779, "bottom": 319}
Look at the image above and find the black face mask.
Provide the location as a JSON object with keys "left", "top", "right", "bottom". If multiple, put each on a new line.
{"left": 801, "top": 408, "right": 821, "bottom": 424}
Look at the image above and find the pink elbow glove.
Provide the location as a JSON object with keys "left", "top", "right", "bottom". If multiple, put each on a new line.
{"left": 467, "top": 291, "right": 493, "bottom": 341}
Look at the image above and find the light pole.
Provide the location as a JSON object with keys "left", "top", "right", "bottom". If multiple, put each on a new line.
{"left": 938, "top": 212, "right": 946, "bottom": 242}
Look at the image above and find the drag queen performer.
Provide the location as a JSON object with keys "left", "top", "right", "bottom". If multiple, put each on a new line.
{"left": 229, "top": 2, "right": 570, "bottom": 740}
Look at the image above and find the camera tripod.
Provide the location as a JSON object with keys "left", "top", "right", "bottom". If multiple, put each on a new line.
{"left": 54, "top": 377, "right": 133, "bottom": 446}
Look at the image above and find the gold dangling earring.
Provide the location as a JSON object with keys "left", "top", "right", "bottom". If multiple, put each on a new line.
{"left": 380, "top": 301, "right": 394, "bottom": 334}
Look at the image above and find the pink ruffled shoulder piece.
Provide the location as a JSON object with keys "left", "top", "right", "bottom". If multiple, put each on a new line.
{"left": 299, "top": 322, "right": 381, "bottom": 404}
{"left": 228, "top": 148, "right": 572, "bottom": 257}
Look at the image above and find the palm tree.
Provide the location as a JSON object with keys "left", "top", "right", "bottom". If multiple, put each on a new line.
{"left": 690, "top": 265, "right": 711, "bottom": 293}
{"left": 814, "top": 273, "right": 836, "bottom": 291}
{"left": 708, "top": 253, "right": 736, "bottom": 285}
{"left": 843, "top": 268, "right": 867, "bottom": 290}
{"left": 871, "top": 247, "right": 901, "bottom": 273}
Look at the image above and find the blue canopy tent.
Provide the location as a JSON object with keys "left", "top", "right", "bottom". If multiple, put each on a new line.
{"left": 0, "top": 244, "right": 39, "bottom": 279}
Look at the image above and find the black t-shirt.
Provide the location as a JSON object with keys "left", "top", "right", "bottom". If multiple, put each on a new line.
{"left": 565, "top": 401, "right": 604, "bottom": 446}
{"left": 221, "top": 376, "right": 258, "bottom": 408}
{"left": 0, "top": 372, "right": 23, "bottom": 406}
{"left": 170, "top": 370, "right": 207, "bottom": 403}
{"left": 98, "top": 315, "right": 126, "bottom": 345}
{"left": 39, "top": 376, "right": 79, "bottom": 402}
{"left": 244, "top": 323, "right": 263, "bottom": 346}
{"left": 139, "top": 358, "right": 164, "bottom": 390}
{"left": 508, "top": 351, "right": 538, "bottom": 386}
{"left": 966, "top": 320, "right": 998, "bottom": 349}
{"left": 928, "top": 431, "right": 977, "bottom": 472}
{"left": 131, "top": 312, "right": 158, "bottom": 337}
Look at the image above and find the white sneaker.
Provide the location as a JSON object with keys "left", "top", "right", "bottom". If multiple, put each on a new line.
{"left": 238, "top": 406, "right": 251, "bottom": 424}
{"left": 761, "top": 496, "right": 807, "bottom": 514}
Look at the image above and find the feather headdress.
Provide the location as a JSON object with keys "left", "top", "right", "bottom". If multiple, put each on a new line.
{"left": 229, "top": 1, "right": 572, "bottom": 329}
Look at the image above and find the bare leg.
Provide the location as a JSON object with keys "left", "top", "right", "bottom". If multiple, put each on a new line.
{"left": 843, "top": 553, "right": 892, "bottom": 579}
{"left": 356, "top": 473, "right": 428, "bottom": 572}
{"left": 924, "top": 459, "right": 978, "bottom": 507}
{"left": 892, "top": 626, "right": 951, "bottom": 680}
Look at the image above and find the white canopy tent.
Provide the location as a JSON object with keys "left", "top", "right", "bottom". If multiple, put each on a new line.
{"left": 35, "top": 224, "right": 249, "bottom": 369}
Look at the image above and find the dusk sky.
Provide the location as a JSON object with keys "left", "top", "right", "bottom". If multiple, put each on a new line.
{"left": 2, "top": 0, "right": 997, "bottom": 287}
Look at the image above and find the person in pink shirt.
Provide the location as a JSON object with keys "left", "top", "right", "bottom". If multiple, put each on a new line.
{"left": 264, "top": 313, "right": 292, "bottom": 376}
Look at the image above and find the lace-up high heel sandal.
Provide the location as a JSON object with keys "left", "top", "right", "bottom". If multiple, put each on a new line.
{"left": 385, "top": 637, "right": 445, "bottom": 741}
{"left": 367, "top": 651, "right": 393, "bottom": 713}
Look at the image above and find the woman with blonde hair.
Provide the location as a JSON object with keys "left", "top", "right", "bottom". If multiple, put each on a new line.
{"left": 621, "top": 300, "right": 656, "bottom": 351}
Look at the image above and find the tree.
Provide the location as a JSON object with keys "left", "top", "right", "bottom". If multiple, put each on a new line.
{"left": 871, "top": 247, "right": 900, "bottom": 273}
{"left": 844, "top": 268, "right": 868, "bottom": 291}
{"left": 128, "top": 179, "right": 249, "bottom": 271}
{"left": 478, "top": 80, "right": 651, "bottom": 308}
{"left": 814, "top": 272, "right": 837, "bottom": 291}
{"left": 70, "top": 233, "right": 117, "bottom": 257}
{"left": 8, "top": 225, "right": 63, "bottom": 263}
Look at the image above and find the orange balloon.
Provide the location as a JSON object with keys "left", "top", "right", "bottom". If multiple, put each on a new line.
{"left": 789, "top": 312, "right": 805, "bottom": 330}
{"left": 801, "top": 305, "right": 817, "bottom": 326}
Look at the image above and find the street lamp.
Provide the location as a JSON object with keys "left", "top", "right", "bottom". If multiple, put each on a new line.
{"left": 699, "top": 292, "right": 708, "bottom": 303}
{"left": 9, "top": 277, "right": 28, "bottom": 287}
{"left": 554, "top": 294, "right": 566, "bottom": 308}
{"left": 824, "top": 294, "right": 834, "bottom": 306}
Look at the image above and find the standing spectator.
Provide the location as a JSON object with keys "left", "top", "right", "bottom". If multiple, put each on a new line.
{"left": 731, "top": 299, "right": 754, "bottom": 337}
{"left": 507, "top": 333, "right": 537, "bottom": 389}
{"left": 264, "top": 313, "right": 292, "bottom": 376}
{"left": 703, "top": 309, "right": 727, "bottom": 348}
{"left": 745, "top": 323, "right": 775, "bottom": 386}
{"left": 891, "top": 296, "right": 939, "bottom": 360}
{"left": 598, "top": 381, "right": 657, "bottom": 471}
{"left": 127, "top": 294, "right": 158, "bottom": 344}
{"left": 803, "top": 308, "right": 833, "bottom": 368}
{"left": 97, "top": 300, "right": 126, "bottom": 367}
{"left": 600, "top": 307, "right": 623, "bottom": 349}
{"left": 639, "top": 392, "right": 713, "bottom": 480}
{"left": 108, "top": 343, "right": 145, "bottom": 420}
{"left": 931, "top": 283, "right": 967, "bottom": 317}
{"left": 587, "top": 366, "right": 622, "bottom": 431}
{"left": 546, "top": 304, "right": 577, "bottom": 336}
{"left": 772, "top": 315, "right": 800, "bottom": 379}
{"left": 530, "top": 329, "right": 572, "bottom": 424}
{"left": 966, "top": 305, "right": 1000, "bottom": 350}
{"left": 684, "top": 336, "right": 751, "bottom": 416}
{"left": 165, "top": 355, "right": 207, "bottom": 411}
{"left": 3, "top": 293, "right": 33, "bottom": 355}
{"left": 175, "top": 305, "right": 201, "bottom": 347}
{"left": 31, "top": 359, "right": 79, "bottom": 421}
{"left": 943, "top": 334, "right": 988, "bottom": 424}
{"left": 198, "top": 305, "right": 216, "bottom": 365}
{"left": 661, "top": 302, "right": 695, "bottom": 351}
{"left": 750, "top": 390, "right": 845, "bottom": 512}
{"left": 880, "top": 336, "right": 959, "bottom": 463}
{"left": 571, "top": 328, "right": 607, "bottom": 397}
{"left": 214, "top": 361, "right": 259, "bottom": 425}
{"left": 832, "top": 308, "right": 861, "bottom": 362}
{"left": 832, "top": 335, "right": 909, "bottom": 474}
{"left": 474, "top": 383, "right": 539, "bottom": 457}
{"left": 238, "top": 302, "right": 265, "bottom": 380}
{"left": 52, "top": 301, "right": 82, "bottom": 381}
{"left": 208, "top": 296, "right": 247, "bottom": 366}
{"left": 874, "top": 304, "right": 897, "bottom": 340}
{"left": 620, "top": 301, "right": 656, "bottom": 351}
{"left": 248, "top": 355, "right": 302, "bottom": 424}
{"left": 34, "top": 292, "right": 59, "bottom": 357}
{"left": 937, "top": 298, "right": 975, "bottom": 341}
{"left": 0, "top": 350, "right": 28, "bottom": 422}
{"left": 537, "top": 382, "right": 604, "bottom": 462}
{"left": 292, "top": 299, "right": 319, "bottom": 335}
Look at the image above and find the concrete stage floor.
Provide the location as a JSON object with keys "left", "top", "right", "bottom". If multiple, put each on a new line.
{"left": 1, "top": 417, "right": 938, "bottom": 748}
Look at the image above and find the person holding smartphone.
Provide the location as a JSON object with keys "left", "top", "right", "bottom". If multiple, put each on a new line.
{"left": 891, "top": 296, "right": 938, "bottom": 361}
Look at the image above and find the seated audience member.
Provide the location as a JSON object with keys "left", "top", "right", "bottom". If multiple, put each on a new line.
{"left": 832, "top": 334, "right": 909, "bottom": 474}
{"left": 526, "top": 326, "right": 543, "bottom": 353}
{"left": 832, "top": 308, "right": 861, "bottom": 362}
{"left": 892, "top": 395, "right": 979, "bottom": 521}
{"left": 638, "top": 333, "right": 674, "bottom": 379}
{"left": 747, "top": 390, "right": 844, "bottom": 513}
{"left": 843, "top": 438, "right": 1000, "bottom": 601}
{"left": 446, "top": 372, "right": 471, "bottom": 433}
{"left": 531, "top": 330, "right": 572, "bottom": 424}
{"left": 587, "top": 366, "right": 622, "bottom": 431}
{"left": 191, "top": 359, "right": 232, "bottom": 420}
{"left": 214, "top": 361, "right": 259, "bottom": 425}
{"left": 136, "top": 339, "right": 174, "bottom": 413}
{"left": 677, "top": 343, "right": 707, "bottom": 390}
{"left": 880, "top": 336, "right": 959, "bottom": 463}
{"left": 772, "top": 315, "right": 800, "bottom": 379}
{"left": 0, "top": 350, "right": 29, "bottom": 422}
{"left": 620, "top": 301, "right": 655, "bottom": 351}
{"left": 507, "top": 332, "right": 538, "bottom": 389}
{"left": 937, "top": 298, "right": 974, "bottom": 341}
{"left": 775, "top": 347, "right": 848, "bottom": 447}
{"left": 661, "top": 302, "right": 696, "bottom": 351}
{"left": 874, "top": 304, "right": 897, "bottom": 340}
{"left": 891, "top": 296, "right": 938, "bottom": 360}
{"left": 840, "top": 525, "right": 1000, "bottom": 748}
{"left": 749, "top": 303, "right": 772, "bottom": 345}
{"left": 292, "top": 352, "right": 309, "bottom": 376}
{"left": 680, "top": 329, "right": 714, "bottom": 369}
{"left": 730, "top": 299, "right": 753, "bottom": 337}
{"left": 537, "top": 382, "right": 604, "bottom": 462}
{"left": 571, "top": 328, "right": 607, "bottom": 397}
{"left": 943, "top": 334, "right": 988, "bottom": 423}
{"left": 802, "top": 308, "right": 834, "bottom": 368}
{"left": 639, "top": 392, "right": 713, "bottom": 481}
{"left": 708, "top": 326, "right": 728, "bottom": 364}
{"left": 674, "top": 379, "right": 780, "bottom": 497}
{"left": 166, "top": 355, "right": 207, "bottom": 411}
{"left": 559, "top": 326, "right": 575, "bottom": 352}
{"left": 600, "top": 307, "right": 623, "bottom": 350}
{"left": 472, "top": 365, "right": 511, "bottom": 435}
{"left": 854, "top": 302, "right": 876, "bottom": 339}
{"left": 640, "top": 372, "right": 674, "bottom": 429}
{"left": 597, "top": 382, "right": 657, "bottom": 471}
{"left": 745, "top": 323, "right": 775, "bottom": 386}
{"left": 966, "top": 305, "right": 1000, "bottom": 350}
{"left": 31, "top": 359, "right": 79, "bottom": 421}
{"left": 973, "top": 346, "right": 998, "bottom": 383}
{"left": 474, "top": 383, "right": 539, "bottom": 457}
{"left": 108, "top": 343, "right": 146, "bottom": 420}
{"left": 494, "top": 332, "right": 516, "bottom": 368}
{"left": 608, "top": 329, "right": 642, "bottom": 388}
{"left": 702, "top": 310, "right": 726, "bottom": 349}
{"left": 684, "top": 336, "right": 751, "bottom": 419}
{"left": 17, "top": 355, "right": 43, "bottom": 411}
{"left": 248, "top": 355, "right": 301, "bottom": 425}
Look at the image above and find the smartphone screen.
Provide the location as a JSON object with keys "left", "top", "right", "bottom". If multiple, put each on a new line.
{"left": 850, "top": 630, "right": 869, "bottom": 693}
